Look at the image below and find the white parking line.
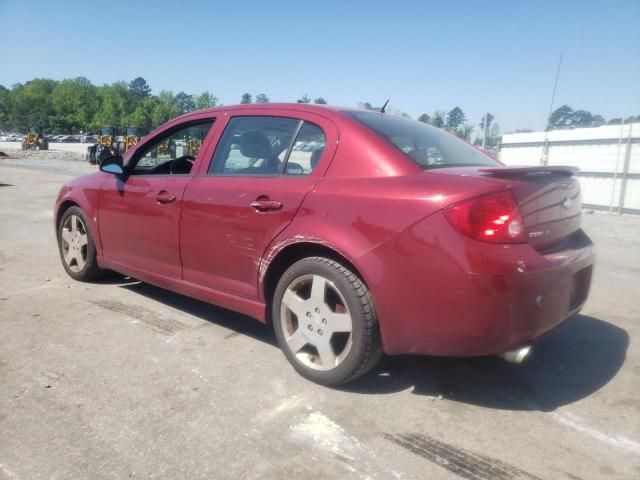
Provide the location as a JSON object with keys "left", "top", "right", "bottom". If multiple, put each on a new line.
{"left": 551, "top": 411, "right": 640, "bottom": 454}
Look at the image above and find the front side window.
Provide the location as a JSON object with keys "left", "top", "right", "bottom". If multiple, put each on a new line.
{"left": 130, "top": 121, "right": 214, "bottom": 175}
{"left": 343, "top": 111, "right": 498, "bottom": 169}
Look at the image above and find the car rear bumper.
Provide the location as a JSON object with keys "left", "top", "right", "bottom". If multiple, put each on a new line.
{"left": 361, "top": 212, "right": 595, "bottom": 356}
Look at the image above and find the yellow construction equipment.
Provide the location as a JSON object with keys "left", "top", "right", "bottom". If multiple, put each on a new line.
{"left": 21, "top": 126, "right": 48, "bottom": 150}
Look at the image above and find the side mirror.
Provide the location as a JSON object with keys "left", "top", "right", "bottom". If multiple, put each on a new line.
{"left": 99, "top": 155, "right": 125, "bottom": 175}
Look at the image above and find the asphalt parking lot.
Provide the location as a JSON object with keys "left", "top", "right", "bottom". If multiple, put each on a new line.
{"left": 1, "top": 155, "right": 639, "bottom": 480}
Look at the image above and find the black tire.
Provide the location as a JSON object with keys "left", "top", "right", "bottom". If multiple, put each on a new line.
{"left": 57, "top": 206, "right": 105, "bottom": 281}
{"left": 272, "top": 256, "right": 383, "bottom": 386}
{"left": 97, "top": 146, "right": 112, "bottom": 164}
{"left": 86, "top": 145, "right": 96, "bottom": 163}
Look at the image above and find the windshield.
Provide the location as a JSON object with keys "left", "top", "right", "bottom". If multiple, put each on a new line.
{"left": 343, "top": 111, "right": 498, "bottom": 169}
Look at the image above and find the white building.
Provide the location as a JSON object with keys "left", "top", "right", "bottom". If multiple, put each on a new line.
{"left": 499, "top": 123, "right": 640, "bottom": 213}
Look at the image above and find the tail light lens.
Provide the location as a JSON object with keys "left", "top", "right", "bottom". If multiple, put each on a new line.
{"left": 443, "top": 190, "right": 525, "bottom": 244}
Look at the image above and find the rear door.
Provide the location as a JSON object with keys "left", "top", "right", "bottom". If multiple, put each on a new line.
{"left": 180, "top": 110, "right": 338, "bottom": 299}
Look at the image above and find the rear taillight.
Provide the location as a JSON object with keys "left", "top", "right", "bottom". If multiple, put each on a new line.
{"left": 443, "top": 190, "right": 525, "bottom": 244}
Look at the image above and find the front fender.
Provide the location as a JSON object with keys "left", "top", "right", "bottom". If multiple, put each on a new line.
{"left": 54, "top": 172, "right": 104, "bottom": 253}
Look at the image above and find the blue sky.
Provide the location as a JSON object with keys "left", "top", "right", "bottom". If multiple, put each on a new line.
{"left": 1, "top": 0, "right": 638, "bottom": 132}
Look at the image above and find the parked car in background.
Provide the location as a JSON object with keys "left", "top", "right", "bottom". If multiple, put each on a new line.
{"left": 1, "top": 133, "right": 23, "bottom": 142}
{"left": 53, "top": 104, "right": 595, "bottom": 386}
{"left": 57, "top": 135, "right": 79, "bottom": 143}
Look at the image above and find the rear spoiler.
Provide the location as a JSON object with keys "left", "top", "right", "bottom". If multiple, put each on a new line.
{"left": 478, "top": 166, "right": 579, "bottom": 177}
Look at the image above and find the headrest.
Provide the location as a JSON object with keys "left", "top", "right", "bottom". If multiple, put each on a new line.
{"left": 238, "top": 131, "right": 272, "bottom": 159}
{"left": 310, "top": 148, "right": 324, "bottom": 169}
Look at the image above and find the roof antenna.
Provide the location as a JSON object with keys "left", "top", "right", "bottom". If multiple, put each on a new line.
{"left": 380, "top": 99, "right": 390, "bottom": 113}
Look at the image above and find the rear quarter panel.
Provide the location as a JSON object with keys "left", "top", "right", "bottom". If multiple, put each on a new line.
{"left": 259, "top": 171, "right": 506, "bottom": 304}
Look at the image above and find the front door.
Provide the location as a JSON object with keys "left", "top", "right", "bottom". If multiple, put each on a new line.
{"left": 180, "top": 113, "right": 336, "bottom": 299}
{"left": 99, "top": 120, "right": 215, "bottom": 278}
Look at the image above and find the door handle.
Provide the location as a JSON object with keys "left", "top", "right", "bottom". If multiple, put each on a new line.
{"left": 156, "top": 191, "right": 176, "bottom": 204}
{"left": 250, "top": 199, "right": 283, "bottom": 211}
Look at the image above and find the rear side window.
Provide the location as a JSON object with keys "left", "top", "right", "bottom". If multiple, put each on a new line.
{"left": 208, "top": 116, "right": 326, "bottom": 176}
{"left": 343, "top": 111, "right": 498, "bottom": 169}
{"left": 284, "top": 122, "right": 326, "bottom": 175}
{"left": 209, "top": 116, "right": 300, "bottom": 175}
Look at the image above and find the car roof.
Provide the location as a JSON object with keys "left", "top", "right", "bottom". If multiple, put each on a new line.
{"left": 180, "top": 103, "right": 361, "bottom": 122}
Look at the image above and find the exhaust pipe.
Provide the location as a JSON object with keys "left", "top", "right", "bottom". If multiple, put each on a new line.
{"left": 498, "top": 345, "right": 532, "bottom": 364}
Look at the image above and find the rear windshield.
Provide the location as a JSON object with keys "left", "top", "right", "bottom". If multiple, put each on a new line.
{"left": 343, "top": 111, "right": 498, "bottom": 169}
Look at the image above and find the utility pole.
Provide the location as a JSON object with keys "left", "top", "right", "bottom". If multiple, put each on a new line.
{"left": 541, "top": 52, "right": 564, "bottom": 165}
{"left": 481, "top": 114, "right": 487, "bottom": 150}
{"left": 610, "top": 103, "right": 627, "bottom": 213}
{"left": 617, "top": 123, "right": 633, "bottom": 215}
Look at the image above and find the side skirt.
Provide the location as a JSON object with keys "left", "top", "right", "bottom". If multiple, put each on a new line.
{"left": 97, "top": 256, "right": 267, "bottom": 323}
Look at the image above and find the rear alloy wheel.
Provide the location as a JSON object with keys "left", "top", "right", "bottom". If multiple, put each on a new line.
{"left": 57, "top": 206, "right": 105, "bottom": 281}
{"left": 273, "top": 257, "right": 382, "bottom": 386}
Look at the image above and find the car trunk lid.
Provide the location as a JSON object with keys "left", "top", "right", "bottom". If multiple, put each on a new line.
{"left": 430, "top": 165, "right": 583, "bottom": 247}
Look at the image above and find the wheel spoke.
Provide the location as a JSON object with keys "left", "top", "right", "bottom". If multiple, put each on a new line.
{"left": 325, "top": 311, "right": 352, "bottom": 334}
{"left": 286, "top": 328, "right": 307, "bottom": 353}
{"left": 75, "top": 253, "right": 86, "bottom": 270}
{"left": 78, "top": 233, "right": 88, "bottom": 247}
{"left": 64, "top": 249, "right": 74, "bottom": 266}
{"left": 61, "top": 229, "right": 72, "bottom": 244}
{"left": 310, "top": 275, "right": 327, "bottom": 306}
{"left": 70, "top": 215, "right": 78, "bottom": 233}
{"left": 316, "top": 338, "right": 337, "bottom": 368}
{"left": 282, "top": 288, "right": 307, "bottom": 318}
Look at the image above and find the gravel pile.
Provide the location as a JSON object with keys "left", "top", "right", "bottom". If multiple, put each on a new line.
{"left": 0, "top": 148, "right": 95, "bottom": 176}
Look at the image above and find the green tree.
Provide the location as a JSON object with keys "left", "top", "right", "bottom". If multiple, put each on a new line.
{"left": 479, "top": 113, "right": 494, "bottom": 131}
{"left": 151, "top": 90, "right": 182, "bottom": 126}
{"left": 297, "top": 94, "right": 311, "bottom": 103}
{"left": 430, "top": 110, "right": 445, "bottom": 128}
{"left": 488, "top": 123, "right": 501, "bottom": 147}
{"left": 93, "top": 82, "right": 130, "bottom": 129}
{"left": 255, "top": 93, "right": 270, "bottom": 104}
{"left": 51, "top": 77, "right": 98, "bottom": 132}
{"left": 128, "top": 77, "right": 151, "bottom": 97}
{"left": 571, "top": 110, "right": 593, "bottom": 127}
{"left": 125, "top": 96, "right": 161, "bottom": 130}
{"left": 446, "top": 107, "right": 466, "bottom": 130}
{"left": 196, "top": 91, "right": 218, "bottom": 109}
{"left": 314, "top": 97, "right": 327, "bottom": 104}
{"left": 9, "top": 79, "right": 57, "bottom": 132}
{"left": 240, "top": 93, "right": 252, "bottom": 104}
{"left": 548, "top": 105, "right": 573, "bottom": 129}
{"left": 418, "top": 113, "right": 430, "bottom": 124}
{"left": 174, "top": 91, "right": 196, "bottom": 113}
{"left": 0, "top": 85, "right": 10, "bottom": 130}
{"left": 459, "top": 123, "right": 474, "bottom": 141}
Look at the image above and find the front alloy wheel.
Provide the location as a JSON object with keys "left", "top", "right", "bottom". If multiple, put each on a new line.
{"left": 61, "top": 213, "right": 89, "bottom": 272}
{"left": 57, "top": 206, "right": 105, "bottom": 281}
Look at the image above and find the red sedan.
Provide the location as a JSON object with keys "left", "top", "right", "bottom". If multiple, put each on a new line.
{"left": 54, "top": 104, "right": 594, "bottom": 385}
